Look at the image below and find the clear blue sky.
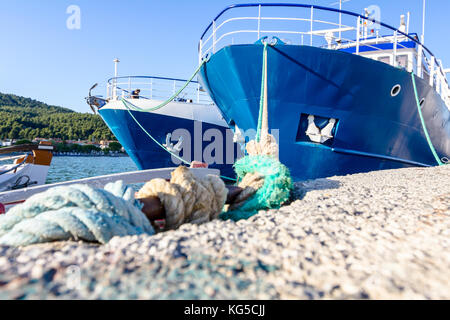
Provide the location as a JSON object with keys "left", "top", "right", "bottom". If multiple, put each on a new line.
{"left": 0, "top": 0, "right": 448, "bottom": 113}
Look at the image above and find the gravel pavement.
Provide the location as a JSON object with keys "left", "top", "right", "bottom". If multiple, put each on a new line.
{"left": 0, "top": 165, "right": 449, "bottom": 299}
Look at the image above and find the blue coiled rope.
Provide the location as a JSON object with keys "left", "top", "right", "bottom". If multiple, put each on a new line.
{"left": 0, "top": 181, "right": 155, "bottom": 247}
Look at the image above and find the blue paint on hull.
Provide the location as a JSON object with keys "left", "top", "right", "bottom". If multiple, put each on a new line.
{"left": 199, "top": 43, "right": 450, "bottom": 180}
{"left": 99, "top": 109, "right": 236, "bottom": 178}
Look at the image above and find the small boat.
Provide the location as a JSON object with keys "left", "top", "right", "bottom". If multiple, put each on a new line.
{"left": 197, "top": 3, "right": 450, "bottom": 180}
{"left": 87, "top": 66, "right": 240, "bottom": 179}
{"left": 0, "top": 166, "right": 218, "bottom": 213}
{"left": 0, "top": 142, "right": 54, "bottom": 192}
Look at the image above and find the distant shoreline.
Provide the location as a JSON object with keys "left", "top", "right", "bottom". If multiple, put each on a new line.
{"left": 1, "top": 152, "right": 129, "bottom": 158}
{"left": 53, "top": 153, "right": 128, "bottom": 158}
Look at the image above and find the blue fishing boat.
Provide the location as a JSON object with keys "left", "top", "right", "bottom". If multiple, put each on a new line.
{"left": 87, "top": 68, "right": 240, "bottom": 179}
{"left": 197, "top": 3, "right": 450, "bottom": 180}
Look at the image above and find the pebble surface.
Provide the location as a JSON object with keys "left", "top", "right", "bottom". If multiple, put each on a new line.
{"left": 0, "top": 165, "right": 449, "bottom": 299}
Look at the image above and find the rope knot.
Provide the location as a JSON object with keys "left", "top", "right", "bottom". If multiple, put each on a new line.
{"left": 246, "top": 134, "right": 279, "bottom": 158}
{"left": 136, "top": 166, "right": 227, "bottom": 230}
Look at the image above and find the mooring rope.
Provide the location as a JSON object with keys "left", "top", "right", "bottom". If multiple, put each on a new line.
{"left": 256, "top": 42, "right": 268, "bottom": 143}
{"left": 410, "top": 72, "right": 445, "bottom": 166}
{"left": 122, "top": 99, "right": 236, "bottom": 182}
{"left": 119, "top": 54, "right": 238, "bottom": 183}
{"left": 136, "top": 166, "right": 228, "bottom": 230}
{"left": 246, "top": 41, "right": 278, "bottom": 159}
{"left": 122, "top": 99, "right": 190, "bottom": 165}
{"left": 125, "top": 59, "right": 207, "bottom": 113}
{"left": 0, "top": 181, "right": 155, "bottom": 247}
{"left": 220, "top": 40, "right": 292, "bottom": 221}
{"left": 0, "top": 42, "right": 294, "bottom": 247}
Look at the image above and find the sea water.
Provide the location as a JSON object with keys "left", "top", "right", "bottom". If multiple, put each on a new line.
{"left": 46, "top": 156, "right": 138, "bottom": 184}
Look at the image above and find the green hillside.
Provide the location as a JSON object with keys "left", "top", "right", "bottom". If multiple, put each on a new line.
{"left": 0, "top": 93, "right": 115, "bottom": 141}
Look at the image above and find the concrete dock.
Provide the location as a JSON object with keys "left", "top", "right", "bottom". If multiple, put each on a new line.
{"left": 0, "top": 165, "right": 449, "bottom": 299}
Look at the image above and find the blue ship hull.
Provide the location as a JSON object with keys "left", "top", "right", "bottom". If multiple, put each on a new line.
{"left": 99, "top": 108, "right": 237, "bottom": 178}
{"left": 199, "top": 43, "right": 450, "bottom": 180}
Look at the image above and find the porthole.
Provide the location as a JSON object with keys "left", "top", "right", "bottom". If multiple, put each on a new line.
{"left": 391, "top": 84, "right": 401, "bottom": 97}
{"left": 419, "top": 98, "right": 425, "bottom": 108}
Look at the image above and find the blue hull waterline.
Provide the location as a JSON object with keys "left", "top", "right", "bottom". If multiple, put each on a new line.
{"left": 199, "top": 43, "right": 450, "bottom": 180}
{"left": 99, "top": 108, "right": 237, "bottom": 178}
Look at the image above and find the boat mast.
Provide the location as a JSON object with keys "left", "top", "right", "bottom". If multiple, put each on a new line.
{"left": 114, "top": 58, "right": 120, "bottom": 78}
{"left": 113, "top": 58, "right": 120, "bottom": 100}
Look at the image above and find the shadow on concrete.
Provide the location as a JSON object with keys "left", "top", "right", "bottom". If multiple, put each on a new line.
{"left": 292, "top": 178, "right": 342, "bottom": 200}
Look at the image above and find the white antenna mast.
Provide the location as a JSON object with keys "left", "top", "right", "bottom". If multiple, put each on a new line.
{"left": 112, "top": 58, "right": 120, "bottom": 100}
{"left": 339, "top": 0, "right": 342, "bottom": 41}
{"left": 407, "top": 12, "right": 410, "bottom": 34}
{"left": 113, "top": 58, "right": 120, "bottom": 77}
{"left": 421, "top": 0, "right": 426, "bottom": 44}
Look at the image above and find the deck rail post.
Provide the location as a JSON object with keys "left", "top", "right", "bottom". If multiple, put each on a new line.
{"left": 430, "top": 55, "right": 435, "bottom": 87}
{"left": 417, "top": 44, "right": 423, "bottom": 77}
{"left": 442, "top": 67, "right": 450, "bottom": 101}
{"left": 213, "top": 20, "right": 217, "bottom": 53}
{"left": 436, "top": 65, "right": 445, "bottom": 95}
{"left": 356, "top": 16, "right": 361, "bottom": 55}
{"left": 199, "top": 39, "right": 203, "bottom": 63}
{"left": 338, "top": 0, "right": 342, "bottom": 41}
{"left": 197, "top": 83, "right": 200, "bottom": 103}
{"left": 257, "top": 5, "right": 261, "bottom": 40}
{"left": 393, "top": 31, "right": 398, "bottom": 67}
{"left": 310, "top": 6, "right": 314, "bottom": 46}
{"left": 150, "top": 78, "right": 153, "bottom": 100}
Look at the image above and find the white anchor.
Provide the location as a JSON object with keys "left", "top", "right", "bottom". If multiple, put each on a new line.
{"left": 305, "top": 115, "right": 336, "bottom": 144}
{"left": 163, "top": 133, "right": 184, "bottom": 153}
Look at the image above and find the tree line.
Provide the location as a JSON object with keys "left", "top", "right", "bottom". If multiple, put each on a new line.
{"left": 54, "top": 141, "right": 123, "bottom": 153}
{"left": 0, "top": 93, "right": 116, "bottom": 141}
{"left": 13, "top": 139, "right": 123, "bottom": 154}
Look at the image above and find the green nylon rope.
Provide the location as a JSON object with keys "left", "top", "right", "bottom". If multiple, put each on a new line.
{"left": 256, "top": 42, "right": 268, "bottom": 143}
{"left": 120, "top": 55, "right": 237, "bottom": 182}
{"left": 126, "top": 59, "right": 207, "bottom": 113}
{"left": 410, "top": 72, "right": 445, "bottom": 166}
{"left": 122, "top": 99, "right": 237, "bottom": 182}
{"left": 122, "top": 99, "right": 189, "bottom": 164}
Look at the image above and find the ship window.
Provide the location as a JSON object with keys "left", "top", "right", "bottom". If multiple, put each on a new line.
{"left": 378, "top": 56, "right": 390, "bottom": 64}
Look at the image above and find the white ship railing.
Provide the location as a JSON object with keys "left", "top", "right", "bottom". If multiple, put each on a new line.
{"left": 199, "top": 3, "right": 450, "bottom": 108}
{"left": 107, "top": 76, "right": 213, "bottom": 105}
